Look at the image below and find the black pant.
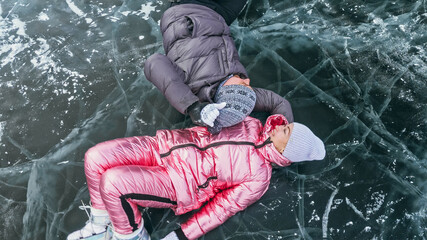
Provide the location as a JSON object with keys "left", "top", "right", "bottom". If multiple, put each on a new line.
{"left": 170, "top": 0, "right": 248, "bottom": 25}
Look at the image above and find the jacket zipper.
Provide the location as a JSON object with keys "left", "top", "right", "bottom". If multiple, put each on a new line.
{"left": 160, "top": 138, "right": 272, "bottom": 158}
{"left": 161, "top": 138, "right": 272, "bottom": 191}
{"left": 198, "top": 176, "right": 218, "bottom": 189}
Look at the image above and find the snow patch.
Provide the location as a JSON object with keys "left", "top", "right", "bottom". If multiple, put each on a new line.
{"left": 38, "top": 12, "right": 49, "bottom": 21}
{"left": 66, "top": 0, "right": 85, "bottom": 17}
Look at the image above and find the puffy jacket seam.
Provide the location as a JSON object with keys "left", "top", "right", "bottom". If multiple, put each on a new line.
{"left": 221, "top": 37, "right": 229, "bottom": 70}
{"left": 159, "top": 139, "right": 272, "bottom": 158}
{"left": 175, "top": 50, "right": 218, "bottom": 64}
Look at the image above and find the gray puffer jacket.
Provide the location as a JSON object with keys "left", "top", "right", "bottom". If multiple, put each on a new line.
{"left": 144, "top": 4, "right": 294, "bottom": 122}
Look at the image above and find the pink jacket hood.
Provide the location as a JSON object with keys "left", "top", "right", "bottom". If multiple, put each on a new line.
{"left": 259, "top": 114, "right": 292, "bottom": 167}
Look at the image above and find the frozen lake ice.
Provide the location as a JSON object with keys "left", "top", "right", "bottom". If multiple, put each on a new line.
{"left": 0, "top": 0, "right": 426, "bottom": 239}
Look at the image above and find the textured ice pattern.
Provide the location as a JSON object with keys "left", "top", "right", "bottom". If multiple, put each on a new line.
{"left": 0, "top": 0, "right": 426, "bottom": 239}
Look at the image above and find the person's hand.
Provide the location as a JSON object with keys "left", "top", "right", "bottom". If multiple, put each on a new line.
{"left": 188, "top": 102, "right": 226, "bottom": 127}
{"left": 200, "top": 102, "right": 226, "bottom": 127}
{"left": 161, "top": 231, "right": 179, "bottom": 240}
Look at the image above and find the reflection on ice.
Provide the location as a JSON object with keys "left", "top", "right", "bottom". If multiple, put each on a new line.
{"left": 0, "top": 0, "right": 426, "bottom": 239}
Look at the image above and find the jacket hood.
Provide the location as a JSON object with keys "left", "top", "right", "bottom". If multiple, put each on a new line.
{"left": 259, "top": 114, "right": 292, "bottom": 167}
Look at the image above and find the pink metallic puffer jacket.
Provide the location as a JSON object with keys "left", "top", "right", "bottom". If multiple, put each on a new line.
{"left": 157, "top": 114, "right": 291, "bottom": 238}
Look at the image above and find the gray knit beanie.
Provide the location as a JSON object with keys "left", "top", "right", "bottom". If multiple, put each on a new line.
{"left": 282, "top": 122, "right": 326, "bottom": 162}
{"left": 208, "top": 84, "right": 256, "bottom": 134}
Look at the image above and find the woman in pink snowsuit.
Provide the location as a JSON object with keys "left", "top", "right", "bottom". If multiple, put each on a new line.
{"left": 67, "top": 114, "right": 326, "bottom": 240}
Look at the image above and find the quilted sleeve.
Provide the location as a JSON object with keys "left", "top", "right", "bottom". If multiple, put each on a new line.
{"left": 144, "top": 53, "right": 199, "bottom": 114}
{"left": 252, "top": 87, "right": 294, "bottom": 123}
{"left": 181, "top": 179, "right": 270, "bottom": 240}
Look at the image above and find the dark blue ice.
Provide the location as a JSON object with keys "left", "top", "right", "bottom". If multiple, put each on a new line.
{"left": 0, "top": 0, "right": 426, "bottom": 239}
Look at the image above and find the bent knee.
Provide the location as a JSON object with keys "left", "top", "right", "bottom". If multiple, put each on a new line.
{"left": 145, "top": 53, "right": 167, "bottom": 66}
{"left": 84, "top": 141, "right": 114, "bottom": 171}
{"left": 144, "top": 53, "right": 167, "bottom": 80}
{"left": 99, "top": 168, "right": 126, "bottom": 197}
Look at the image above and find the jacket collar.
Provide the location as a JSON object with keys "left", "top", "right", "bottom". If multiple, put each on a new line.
{"left": 258, "top": 115, "right": 292, "bottom": 167}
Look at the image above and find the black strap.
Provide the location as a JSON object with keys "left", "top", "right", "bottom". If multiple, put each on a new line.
{"left": 175, "top": 228, "right": 189, "bottom": 240}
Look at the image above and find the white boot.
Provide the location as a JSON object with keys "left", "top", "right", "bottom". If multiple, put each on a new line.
{"left": 160, "top": 231, "right": 179, "bottom": 240}
{"left": 112, "top": 224, "right": 150, "bottom": 240}
{"left": 67, "top": 203, "right": 111, "bottom": 240}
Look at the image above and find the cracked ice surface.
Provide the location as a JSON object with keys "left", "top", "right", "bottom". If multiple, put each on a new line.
{"left": 0, "top": 0, "right": 426, "bottom": 239}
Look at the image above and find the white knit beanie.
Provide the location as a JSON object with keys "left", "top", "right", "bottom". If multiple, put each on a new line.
{"left": 282, "top": 122, "right": 326, "bottom": 162}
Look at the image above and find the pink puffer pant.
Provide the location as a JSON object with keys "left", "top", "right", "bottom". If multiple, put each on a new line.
{"left": 84, "top": 136, "right": 177, "bottom": 234}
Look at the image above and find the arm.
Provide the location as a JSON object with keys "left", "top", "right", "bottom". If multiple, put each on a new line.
{"left": 181, "top": 180, "right": 269, "bottom": 239}
{"left": 252, "top": 87, "right": 294, "bottom": 123}
{"left": 144, "top": 53, "right": 199, "bottom": 114}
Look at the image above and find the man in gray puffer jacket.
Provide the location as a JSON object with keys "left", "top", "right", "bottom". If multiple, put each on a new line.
{"left": 144, "top": 0, "right": 293, "bottom": 133}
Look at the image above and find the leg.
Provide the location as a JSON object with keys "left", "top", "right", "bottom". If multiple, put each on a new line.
{"left": 100, "top": 165, "right": 176, "bottom": 235}
{"left": 144, "top": 53, "right": 198, "bottom": 114}
{"left": 85, "top": 136, "right": 160, "bottom": 210}
{"left": 68, "top": 137, "right": 160, "bottom": 239}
